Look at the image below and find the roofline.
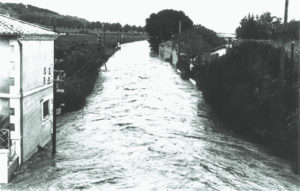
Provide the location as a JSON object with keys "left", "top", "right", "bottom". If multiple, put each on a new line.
{"left": 0, "top": 14, "right": 57, "bottom": 36}
{"left": 20, "top": 35, "right": 57, "bottom": 41}
{"left": 0, "top": 34, "right": 19, "bottom": 38}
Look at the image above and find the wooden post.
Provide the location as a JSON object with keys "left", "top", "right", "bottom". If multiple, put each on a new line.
{"left": 177, "top": 20, "right": 182, "bottom": 69}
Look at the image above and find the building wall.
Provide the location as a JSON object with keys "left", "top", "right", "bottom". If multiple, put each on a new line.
{"left": 22, "top": 86, "right": 53, "bottom": 161}
{"left": 20, "top": 39, "right": 54, "bottom": 162}
{"left": 0, "top": 38, "right": 20, "bottom": 132}
{"left": 0, "top": 39, "right": 12, "bottom": 93}
{"left": 0, "top": 39, "right": 10, "bottom": 121}
{"left": 171, "top": 50, "right": 178, "bottom": 65}
{"left": 22, "top": 40, "right": 54, "bottom": 92}
{"left": 159, "top": 45, "right": 178, "bottom": 65}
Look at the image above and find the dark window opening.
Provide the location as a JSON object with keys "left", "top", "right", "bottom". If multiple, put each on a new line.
{"left": 43, "top": 100, "right": 49, "bottom": 118}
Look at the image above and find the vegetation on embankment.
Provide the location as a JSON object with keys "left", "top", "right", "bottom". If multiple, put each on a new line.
{"left": 193, "top": 42, "right": 299, "bottom": 171}
{"left": 54, "top": 33, "right": 148, "bottom": 112}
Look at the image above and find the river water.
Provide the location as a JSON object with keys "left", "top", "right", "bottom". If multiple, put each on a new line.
{"left": 1, "top": 41, "right": 299, "bottom": 191}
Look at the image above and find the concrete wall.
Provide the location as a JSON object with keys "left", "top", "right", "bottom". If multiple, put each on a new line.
{"left": 22, "top": 40, "right": 54, "bottom": 92}
{"left": 0, "top": 149, "right": 19, "bottom": 183}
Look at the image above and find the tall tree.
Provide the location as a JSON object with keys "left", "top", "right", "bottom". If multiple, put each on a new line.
{"left": 145, "top": 9, "right": 193, "bottom": 51}
{"left": 236, "top": 12, "right": 299, "bottom": 40}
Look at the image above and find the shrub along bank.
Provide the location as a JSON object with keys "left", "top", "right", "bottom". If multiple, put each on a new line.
{"left": 193, "top": 42, "right": 299, "bottom": 171}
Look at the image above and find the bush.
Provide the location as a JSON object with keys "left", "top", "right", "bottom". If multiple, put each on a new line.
{"left": 195, "top": 42, "right": 299, "bottom": 167}
{"left": 54, "top": 35, "right": 110, "bottom": 112}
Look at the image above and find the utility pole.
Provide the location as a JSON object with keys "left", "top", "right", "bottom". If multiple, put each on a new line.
{"left": 290, "top": 41, "right": 295, "bottom": 85}
{"left": 52, "top": 72, "right": 56, "bottom": 155}
{"left": 103, "top": 25, "right": 106, "bottom": 47}
{"left": 179, "top": 20, "right": 182, "bottom": 34}
{"left": 278, "top": 0, "right": 289, "bottom": 95}
{"left": 117, "top": 30, "right": 120, "bottom": 43}
{"left": 52, "top": 70, "right": 65, "bottom": 155}
{"left": 52, "top": 27, "right": 57, "bottom": 156}
{"left": 178, "top": 20, "right": 182, "bottom": 53}
{"left": 177, "top": 20, "right": 182, "bottom": 68}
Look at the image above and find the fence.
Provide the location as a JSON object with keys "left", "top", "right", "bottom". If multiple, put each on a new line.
{"left": 0, "top": 128, "right": 16, "bottom": 163}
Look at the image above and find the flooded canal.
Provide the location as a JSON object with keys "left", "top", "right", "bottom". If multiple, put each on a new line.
{"left": 1, "top": 41, "right": 299, "bottom": 190}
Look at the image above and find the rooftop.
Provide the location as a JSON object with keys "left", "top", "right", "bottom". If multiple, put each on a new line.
{"left": 0, "top": 14, "right": 56, "bottom": 37}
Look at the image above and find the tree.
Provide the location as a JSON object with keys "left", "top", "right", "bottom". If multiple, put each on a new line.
{"left": 273, "top": 20, "right": 300, "bottom": 41}
{"left": 180, "top": 28, "right": 210, "bottom": 58}
{"left": 123, "top": 24, "right": 131, "bottom": 32}
{"left": 236, "top": 12, "right": 299, "bottom": 41}
{"left": 193, "top": 25, "right": 225, "bottom": 48}
{"left": 145, "top": 9, "right": 193, "bottom": 51}
{"left": 236, "top": 12, "right": 280, "bottom": 39}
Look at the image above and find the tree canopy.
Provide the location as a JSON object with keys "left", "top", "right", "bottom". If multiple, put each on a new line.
{"left": 236, "top": 12, "right": 299, "bottom": 40}
{"left": 179, "top": 25, "right": 225, "bottom": 58}
{"left": 145, "top": 9, "right": 193, "bottom": 51}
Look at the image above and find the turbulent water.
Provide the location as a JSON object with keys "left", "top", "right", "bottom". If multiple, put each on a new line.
{"left": 1, "top": 41, "right": 299, "bottom": 191}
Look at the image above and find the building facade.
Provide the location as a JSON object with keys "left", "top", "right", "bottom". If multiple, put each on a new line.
{"left": 159, "top": 41, "right": 178, "bottom": 66}
{"left": 0, "top": 14, "right": 56, "bottom": 183}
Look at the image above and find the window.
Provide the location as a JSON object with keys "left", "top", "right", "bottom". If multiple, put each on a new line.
{"left": 43, "top": 100, "right": 50, "bottom": 118}
{"left": 41, "top": 96, "right": 52, "bottom": 123}
{"left": 9, "top": 108, "right": 15, "bottom": 115}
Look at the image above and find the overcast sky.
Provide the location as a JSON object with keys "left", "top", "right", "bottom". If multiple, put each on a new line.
{"left": 2, "top": 0, "right": 300, "bottom": 33}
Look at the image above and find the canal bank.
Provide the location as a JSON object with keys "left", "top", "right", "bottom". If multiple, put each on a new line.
{"left": 1, "top": 41, "right": 299, "bottom": 190}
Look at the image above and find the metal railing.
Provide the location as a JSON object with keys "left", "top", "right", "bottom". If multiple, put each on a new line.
{"left": 0, "top": 129, "right": 9, "bottom": 149}
{"left": 0, "top": 128, "right": 16, "bottom": 163}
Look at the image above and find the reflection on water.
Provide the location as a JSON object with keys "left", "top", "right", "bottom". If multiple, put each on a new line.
{"left": 2, "top": 41, "right": 299, "bottom": 191}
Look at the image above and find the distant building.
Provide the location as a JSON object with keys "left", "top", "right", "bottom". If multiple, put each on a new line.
{"left": 0, "top": 14, "right": 57, "bottom": 183}
{"left": 159, "top": 41, "right": 178, "bottom": 65}
{"left": 217, "top": 32, "right": 236, "bottom": 44}
{"left": 210, "top": 45, "right": 228, "bottom": 57}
